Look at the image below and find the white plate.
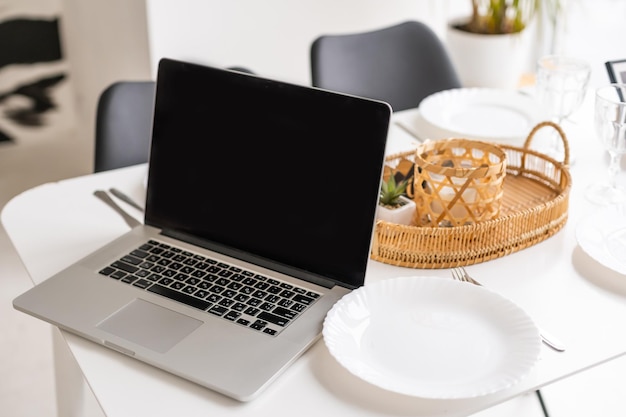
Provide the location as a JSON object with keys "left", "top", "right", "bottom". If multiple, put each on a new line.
{"left": 576, "top": 205, "right": 626, "bottom": 275}
{"left": 418, "top": 88, "right": 546, "bottom": 143}
{"left": 323, "top": 276, "right": 541, "bottom": 399}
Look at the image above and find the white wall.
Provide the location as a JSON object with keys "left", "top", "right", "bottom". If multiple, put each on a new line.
{"left": 553, "top": 0, "right": 626, "bottom": 88}
{"left": 145, "top": 0, "right": 625, "bottom": 88}
{"left": 60, "top": 0, "right": 152, "bottom": 156}
{"left": 59, "top": 0, "right": 624, "bottom": 153}
{"left": 145, "top": 0, "right": 470, "bottom": 85}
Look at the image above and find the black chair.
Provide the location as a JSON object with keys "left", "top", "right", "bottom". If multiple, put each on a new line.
{"left": 311, "top": 21, "right": 461, "bottom": 112}
{"left": 94, "top": 66, "right": 255, "bottom": 173}
{"left": 94, "top": 81, "right": 155, "bottom": 173}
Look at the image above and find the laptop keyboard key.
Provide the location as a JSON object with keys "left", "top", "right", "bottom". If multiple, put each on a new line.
{"left": 99, "top": 266, "right": 115, "bottom": 276}
{"left": 207, "top": 294, "right": 222, "bottom": 303}
{"left": 278, "top": 299, "right": 293, "bottom": 308}
{"left": 111, "top": 261, "right": 139, "bottom": 274}
{"left": 208, "top": 305, "right": 228, "bottom": 316}
{"left": 130, "top": 249, "right": 149, "bottom": 258}
{"left": 194, "top": 289, "right": 209, "bottom": 299}
{"left": 272, "top": 306, "right": 298, "bottom": 320}
{"left": 244, "top": 307, "right": 260, "bottom": 316}
{"left": 110, "top": 271, "right": 127, "bottom": 280}
{"left": 279, "top": 290, "right": 295, "bottom": 298}
{"left": 158, "top": 277, "right": 174, "bottom": 286}
{"left": 290, "top": 303, "right": 306, "bottom": 313}
{"left": 265, "top": 294, "right": 280, "bottom": 304}
{"left": 134, "top": 269, "right": 150, "bottom": 278}
{"left": 267, "top": 285, "right": 281, "bottom": 294}
{"left": 133, "top": 279, "right": 152, "bottom": 289}
{"left": 197, "top": 281, "right": 210, "bottom": 290}
{"left": 218, "top": 299, "right": 234, "bottom": 308}
{"left": 250, "top": 320, "right": 266, "bottom": 331}
{"left": 224, "top": 310, "right": 241, "bottom": 321}
{"left": 236, "top": 318, "right": 250, "bottom": 326}
{"left": 257, "top": 311, "right": 289, "bottom": 327}
{"left": 121, "top": 255, "right": 142, "bottom": 265}
{"left": 259, "top": 302, "right": 274, "bottom": 311}
{"left": 230, "top": 273, "right": 245, "bottom": 282}
{"left": 293, "top": 294, "right": 314, "bottom": 305}
{"left": 148, "top": 284, "right": 211, "bottom": 311}
{"left": 121, "top": 275, "right": 137, "bottom": 284}
{"left": 171, "top": 281, "right": 185, "bottom": 291}
{"left": 246, "top": 298, "right": 262, "bottom": 307}
{"left": 232, "top": 302, "right": 246, "bottom": 312}
{"left": 182, "top": 285, "right": 197, "bottom": 295}
{"left": 191, "top": 270, "right": 207, "bottom": 279}
{"left": 214, "top": 277, "right": 229, "bottom": 287}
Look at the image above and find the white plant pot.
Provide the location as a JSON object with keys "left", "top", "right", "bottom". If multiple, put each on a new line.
{"left": 445, "top": 18, "right": 536, "bottom": 89}
{"left": 377, "top": 196, "right": 416, "bottom": 225}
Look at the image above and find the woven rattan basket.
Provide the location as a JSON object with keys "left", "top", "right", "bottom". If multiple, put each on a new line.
{"left": 371, "top": 121, "right": 572, "bottom": 268}
{"left": 413, "top": 138, "right": 507, "bottom": 227}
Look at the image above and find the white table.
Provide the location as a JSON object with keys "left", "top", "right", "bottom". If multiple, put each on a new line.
{"left": 4, "top": 104, "right": 626, "bottom": 417}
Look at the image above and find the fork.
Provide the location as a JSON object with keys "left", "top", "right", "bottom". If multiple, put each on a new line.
{"left": 451, "top": 266, "right": 566, "bottom": 352}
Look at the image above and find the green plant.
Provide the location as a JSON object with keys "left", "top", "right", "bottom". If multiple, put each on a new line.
{"left": 457, "top": 0, "right": 563, "bottom": 34}
{"left": 380, "top": 175, "right": 408, "bottom": 207}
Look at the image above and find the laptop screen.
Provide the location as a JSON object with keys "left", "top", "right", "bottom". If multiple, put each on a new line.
{"left": 145, "top": 58, "right": 390, "bottom": 289}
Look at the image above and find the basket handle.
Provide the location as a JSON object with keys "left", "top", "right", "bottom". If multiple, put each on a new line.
{"left": 523, "top": 121, "right": 570, "bottom": 166}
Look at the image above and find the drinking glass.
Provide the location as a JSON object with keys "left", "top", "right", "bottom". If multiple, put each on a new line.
{"left": 535, "top": 55, "right": 591, "bottom": 159}
{"left": 586, "top": 84, "right": 626, "bottom": 205}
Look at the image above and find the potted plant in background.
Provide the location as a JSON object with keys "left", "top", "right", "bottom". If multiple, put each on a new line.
{"left": 377, "top": 175, "right": 416, "bottom": 225}
{"left": 446, "top": 0, "right": 563, "bottom": 89}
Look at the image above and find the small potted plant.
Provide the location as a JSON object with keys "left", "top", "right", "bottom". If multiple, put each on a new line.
{"left": 446, "top": 0, "right": 563, "bottom": 88}
{"left": 458, "top": 0, "right": 538, "bottom": 35}
{"left": 377, "top": 174, "right": 416, "bottom": 225}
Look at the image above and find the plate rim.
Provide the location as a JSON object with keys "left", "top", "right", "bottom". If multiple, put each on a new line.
{"left": 323, "top": 275, "right": 541, "bottom": 399}
{"left": 418, "top": 87, "right": 544, "bottom": 142}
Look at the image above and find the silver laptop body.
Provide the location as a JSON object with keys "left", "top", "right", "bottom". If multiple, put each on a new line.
{"left": 13, "top": 58, "right": 391, "bottom": 401}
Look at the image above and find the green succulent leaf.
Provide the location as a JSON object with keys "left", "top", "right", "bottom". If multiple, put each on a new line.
{"left": 380, "top": 175, "right": 408, "bottom": 206}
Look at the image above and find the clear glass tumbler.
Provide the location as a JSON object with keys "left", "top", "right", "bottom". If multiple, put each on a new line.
{"left": 535, "top": 55, "right": 591, "bottom": 160}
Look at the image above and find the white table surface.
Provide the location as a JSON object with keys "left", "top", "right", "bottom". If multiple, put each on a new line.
{"left": 4, "top": 99, "right": 626, "bottom": 417}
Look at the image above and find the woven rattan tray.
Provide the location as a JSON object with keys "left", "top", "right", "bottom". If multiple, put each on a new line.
{"left": 371, "top": 121, "right": 572, "bottom": 268}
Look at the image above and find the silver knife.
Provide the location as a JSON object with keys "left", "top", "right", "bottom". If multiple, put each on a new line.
{"left": 94, "top": 190, "right": 142, "bottom": 228}
{"left": 109, "top": 187, "right": 144, "bottom": 211}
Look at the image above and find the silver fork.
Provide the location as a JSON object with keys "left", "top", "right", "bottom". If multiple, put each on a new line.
{"left": 451, "top": 266, "right": 566, "bottom": 352}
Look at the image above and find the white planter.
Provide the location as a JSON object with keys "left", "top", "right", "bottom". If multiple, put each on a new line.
{"left": 376, "top": 196, "right": 416, "bottom": 225}
{"left": 445, "top": 19, "right": 536, "bottom": 89}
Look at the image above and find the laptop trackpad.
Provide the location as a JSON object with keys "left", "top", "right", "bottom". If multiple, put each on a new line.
{"left": 98, "top": 299, "right": 203, "bottom": 353}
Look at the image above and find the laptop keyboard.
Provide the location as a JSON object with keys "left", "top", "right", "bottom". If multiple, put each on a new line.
{"left": 98, "top": 239, "right": 321, "bottom": 336}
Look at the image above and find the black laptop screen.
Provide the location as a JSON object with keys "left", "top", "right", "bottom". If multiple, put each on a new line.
{"left": 145, "top": 58, "right": 390, "bottom": 289}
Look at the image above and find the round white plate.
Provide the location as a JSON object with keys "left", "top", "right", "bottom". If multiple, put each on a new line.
{"left": 323, "top": 276, "right": 541, "bottom": 399}
{"left": 576, "top": 205, "right": 626, "bottom": 275}
{"left": 418, "top": 88, "right": 546, "bottom": 143}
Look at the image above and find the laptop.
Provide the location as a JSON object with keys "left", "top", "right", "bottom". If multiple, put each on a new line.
{"left": 13, "top": 58, "right": 391, "bottom": 401}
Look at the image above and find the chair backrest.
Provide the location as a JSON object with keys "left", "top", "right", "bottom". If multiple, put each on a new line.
{"left": 94, "top": 81, "right": 156, "bottom": 172}
{"left": 311, "top": 21, "right": 461, "bottom": 112}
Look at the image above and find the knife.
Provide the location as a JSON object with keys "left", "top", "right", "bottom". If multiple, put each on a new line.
{"left": 109, "top": 187, "right": 144, "bottom": 211}
{"left": 94, "top": 190, "right": 142, "bottom": 228}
